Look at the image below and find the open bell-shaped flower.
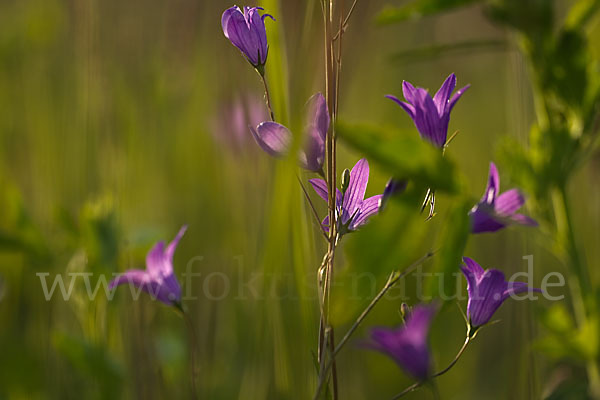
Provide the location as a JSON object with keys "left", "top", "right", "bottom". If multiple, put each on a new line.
{"left": 386, "top": 73, "right": 469, "bottom": 148}
{"left": 109, "top": 226, "right": 187, "bottom": 307}
{"left": 309, "top": 158, "right": 382, "bottom": 234}
{"left": 469, "top": 162, "right": 537, "bottom": 234}
{"left": 461, "top": 257, "right": 541, "bottom": 329}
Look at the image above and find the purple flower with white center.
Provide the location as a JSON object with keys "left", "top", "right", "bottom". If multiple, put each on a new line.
{"left": 249, "top": 93, "right": 329, "bottom": 172}
{"left": 461, "top": 257, "right": 541, "bottom": 329}
{"left": 386, "top": 73, "right": 469, "bottom": 148}
{"left": 469, "top": 162, "right": 538, "bottom": 234}
{"left": 365, "top": 304, "right": 437, "bottom": 380}
{"left": 222, "top": 6, "right": 274, "bottom": 68}
{"left": 109, "top": 226, "right": 187, "bottom": 307}
{"left": 309, "top": 158, "right": 382, "bottom": 234}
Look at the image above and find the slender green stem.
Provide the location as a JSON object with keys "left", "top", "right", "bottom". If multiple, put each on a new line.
{"left": 554, "top": 187, "right": 600, "bottom": 397}
{"left": 313, "top": 252, "right": 435, "bottom": 400}
{"left": 258, "top": 71, "right": 275, "bottom": 121}
{"left": 332, "top": 0, "right": 359, "bottom": 40}
{"left": 391, "top": 336, "right": 471, "bottom": 399}
{"left": 182, "top": 310, "right": 198, "bottom": 400}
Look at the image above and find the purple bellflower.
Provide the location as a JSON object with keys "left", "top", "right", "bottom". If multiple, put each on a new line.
{"left": 250, "top": 93, "right": 329, "bottom": 172}
{"left": 461, "top": 257, "right": 541, "bottom": 329}
{"left": 109, "top": 226, "right": 187, "bottom": 307}
{"left": 386, "top": 73, "right": 469, "bottom": 148}
{"left": 469, "top": 162, "right": 537, "bottom": 234}
{"left": 222, "top": 6, "right": 274, "bottom": 69}
{"left": 365, "top": 304, "right": 437, "bottom": 381}
{"left": 309, "top": 158, "right": 382, "bottom": 234}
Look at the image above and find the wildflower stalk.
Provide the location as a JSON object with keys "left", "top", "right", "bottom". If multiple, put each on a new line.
{"left": 313, "top": 252, "right": 435, "bottom": 400}
{"left": 316, "top": 0, "right": 338, "bottom": 397}
{"left": 257, "top": 70, "right": 275, "bottom": 121}
{"left": 175, "top": 306, "right": 198, "bottom": 400}
{"left": 553, "top": 186, "right": 600, "bottom": 397}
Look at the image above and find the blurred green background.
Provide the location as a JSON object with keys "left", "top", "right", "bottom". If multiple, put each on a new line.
{"left": 1, "top": 0, "right": 599, "bottom": 399}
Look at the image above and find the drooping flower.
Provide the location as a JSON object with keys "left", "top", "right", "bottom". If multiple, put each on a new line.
{"left": 461, "top": 257, "right": 541, "bottom": 329}
{"left": 109, "top": 226, "right": 187, "bottom": 307}
{"left": 386, "top": 73, "right": 469, "bottom": 148}
{"left": 249, "top": 121, "right": 291, "bottom": 157}
{"left": 379, "top": 178, "right": 407, "bottom": 210}
{"left": 221, "top": 6, "right": 274, "bottom": 68}
{"left": 469, "top": 162, "right": 537, "bottom": 234}
{"left": 309, "top": 158, "right": 382, "bottom": 234}
{"left": 365, "top": 304, "right": 437, "bottom": 380}
{"left": 249, "top": 93, "right": 329, "bottom": 172}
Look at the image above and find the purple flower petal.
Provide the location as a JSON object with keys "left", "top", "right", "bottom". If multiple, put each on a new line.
{"left": 461, "top": 258, "right": 539, "bottom": 328}
{"left": 482, "top": 162, "right": 500, "bottom": 204}
{"left": 433, "top": 73, "right": 456, "bottom": 114}
{"left": 350, "top": 194, "right": 382, "bottom": 230}
{"left": 108, "top": 270, "right": 176, "bottom": 305}
{"left": 510, "top": 213, "right": 538, "bottom": 227}
{"left": 385, "top": 95, "right": 415, "bottom": 119}
{"left": 402, "top": 80, "right": 418, "bottom": 105}
{"left": 222, "top": 6, "right": 272, "bottom": 66}
{"left": 449, "top": 84, "right": 470, "bottom": 112}
{"left": 389, "top": 75, "right": 468, "bottom": 148}
{"left": 342, "top": 159, "right": 370, "bottom": 224}
{"left": 470, "top": 162, "right": 536, "bottom": 234}
{"left": 366, "top": 304, "right": 436, "bottom": 380}
{"left": 469, "top": 205, "right": 506, "bottom": 233}
{"left": 495, "top": 189, "right": 525, "bottom": 215}
{"left": 465, "top": 269, "right": 507, "bottom": 327}
{"left": 109, "top": 269, "right": 149, "bottom": 291}
{"left": 250, "top": 122, "right": 292, "bottom": 157}
{"left": 309, "top": 178, "right": 342, "bottom": 208}
{"left": 111, "top": 227, "right": 187, "bottom": 306}
{"left": 412, "top": 88, "right": 445, "bottom": 147}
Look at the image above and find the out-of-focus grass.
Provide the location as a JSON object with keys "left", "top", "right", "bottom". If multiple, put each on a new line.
{"left": 0, "top": 0, "right": 597, "bottom": 399}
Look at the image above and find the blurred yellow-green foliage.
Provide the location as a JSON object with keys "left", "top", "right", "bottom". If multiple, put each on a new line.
{"left": 1, "top": 0, "right": 600, "bottom": 399}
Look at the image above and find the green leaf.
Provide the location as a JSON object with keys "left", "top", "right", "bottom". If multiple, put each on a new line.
{"left": 426, "top": 198, "right": 471, "bottom": 299}
{"left": 336, "top": 121, "right": 459, "bottom": 193}
{"left": 377, "top": 0, "right": 483, "bottom": 24}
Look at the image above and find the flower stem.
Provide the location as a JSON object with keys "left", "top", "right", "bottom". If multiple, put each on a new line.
{"left": 391, "top": 336, "right": 471, "bottom": 399}
{"left": 257, "top": 70, "right": 275, "bottom": 121}
{"left": 313, "top": 252, "right": 435, "bottom": 400}
{"left": 554, "top": 186, "right": 600, "bottom": 397}
{"left": 182, "top": 310, "right": 199, "bottom": 400}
